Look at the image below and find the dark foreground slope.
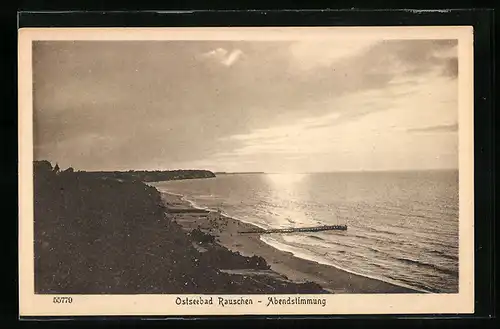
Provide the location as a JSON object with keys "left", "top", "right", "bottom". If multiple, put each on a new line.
{"left": 33, "top": 161, "right": 325, "bottom": 294}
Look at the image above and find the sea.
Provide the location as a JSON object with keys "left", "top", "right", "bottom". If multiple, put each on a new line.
{"left": 153, "top": 170, "right": 459, "bottom": 293}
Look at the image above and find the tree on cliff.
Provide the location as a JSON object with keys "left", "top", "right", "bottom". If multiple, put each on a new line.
{"left": 34, "top": 160, "right": 54, "bottom": 181}
{"left": 34, "top": 160, "right": 52, "bottom": 173}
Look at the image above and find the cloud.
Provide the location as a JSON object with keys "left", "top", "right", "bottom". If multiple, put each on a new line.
{"left": 200, "top": 47, "right": 244, "bottom": 67}
{"left": 222, "top": 111, "right": 341, "bottom": 143}
{"left": 356, "top": 39, "right": 458, "bottom": 78}
{"left": 202, "top": 47, "right": 227, "bottom": 57}
{"left": 442, "top": 57, "right": 458, "bottom": 78}
{"left": 32, "top": 39, "right": 459, "bottom": 171}
{"left": 223, "top": 49, "right": 243, "bottom": 66}
{"left": 204, "top": 69, "right": 458, "bottom": 172}
{"left": 288, "top": 38, "right": 380, "bottom": 71}
{"left": 407, "top": 123, "right": 458, "bottom": 133}
{"left": 433, "top": 44, "right": 458, "bottom": 59}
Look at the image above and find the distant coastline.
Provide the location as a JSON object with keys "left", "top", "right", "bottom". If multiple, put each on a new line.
{"left": 78, "top": 168, "right": 216, "bottom": 182}
{"left": 215, "top": 171, "right": 265, "bottom": 175}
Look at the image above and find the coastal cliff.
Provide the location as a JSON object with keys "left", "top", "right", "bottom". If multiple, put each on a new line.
{"left": 33, "top": 161, "right": 325, "bottom": 294}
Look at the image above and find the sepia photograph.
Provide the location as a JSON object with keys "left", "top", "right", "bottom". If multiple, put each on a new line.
{"left": 18, "top": 26, "right": 474, "bottom": 316}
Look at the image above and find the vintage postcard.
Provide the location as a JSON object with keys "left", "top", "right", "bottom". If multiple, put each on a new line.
{"left": 18, "top": 26, "right": 474, "bottom": 317}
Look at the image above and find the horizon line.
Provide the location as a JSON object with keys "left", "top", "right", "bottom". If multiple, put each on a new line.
{"left": 220, "top": 168, "right": 459, "bottom": 174}
{"left": 33, "top": 160, "right": 458, "bottom": 174}
{"left": 89, "top": 168, "right": 458, "bottom": 174}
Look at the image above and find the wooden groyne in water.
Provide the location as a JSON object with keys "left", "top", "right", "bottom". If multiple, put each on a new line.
{"left": 238, "top": 224, "right": 347, "bottom": 234}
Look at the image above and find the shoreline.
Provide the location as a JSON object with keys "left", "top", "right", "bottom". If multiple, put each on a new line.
{"left": 155, "top": 187, "right": 419, "bottom": 294}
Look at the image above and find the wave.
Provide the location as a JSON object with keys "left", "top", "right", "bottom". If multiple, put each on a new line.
{"left": 307, "top": 235, "right": 325, "bottom": 241}
{"left": 429, "top": 249, "right": 459, "bottom": 261}
{"left": 395, "top": 257, "right": 458, "bottom": 276}
{"left": 158, "top": 188, "right": 428, "bottom": 292}
{"left": 259, "top": 235, "right": 430, "bottom": 293}
{"left": 362, "top": 225, "right": 399, "bottom": 236}
{"left": 153, "top": 177, "right": 457, "bottom": 294}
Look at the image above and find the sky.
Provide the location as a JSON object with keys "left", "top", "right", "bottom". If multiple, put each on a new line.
{"left": 33, "top": 38, "right": 459, "bottom": 173}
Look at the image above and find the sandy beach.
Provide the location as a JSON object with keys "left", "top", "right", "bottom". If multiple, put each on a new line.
{"left": 160, "top": 191, "right": 418, "bottom": 294}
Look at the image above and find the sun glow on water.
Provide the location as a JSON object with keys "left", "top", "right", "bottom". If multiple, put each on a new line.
{"left": 265, "top": 173, "right": 308, "bottom": 186}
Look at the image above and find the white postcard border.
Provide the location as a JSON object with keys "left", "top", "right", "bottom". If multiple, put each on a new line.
{"left": 18, "top": 26, "right": 474, "bottom": 317}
